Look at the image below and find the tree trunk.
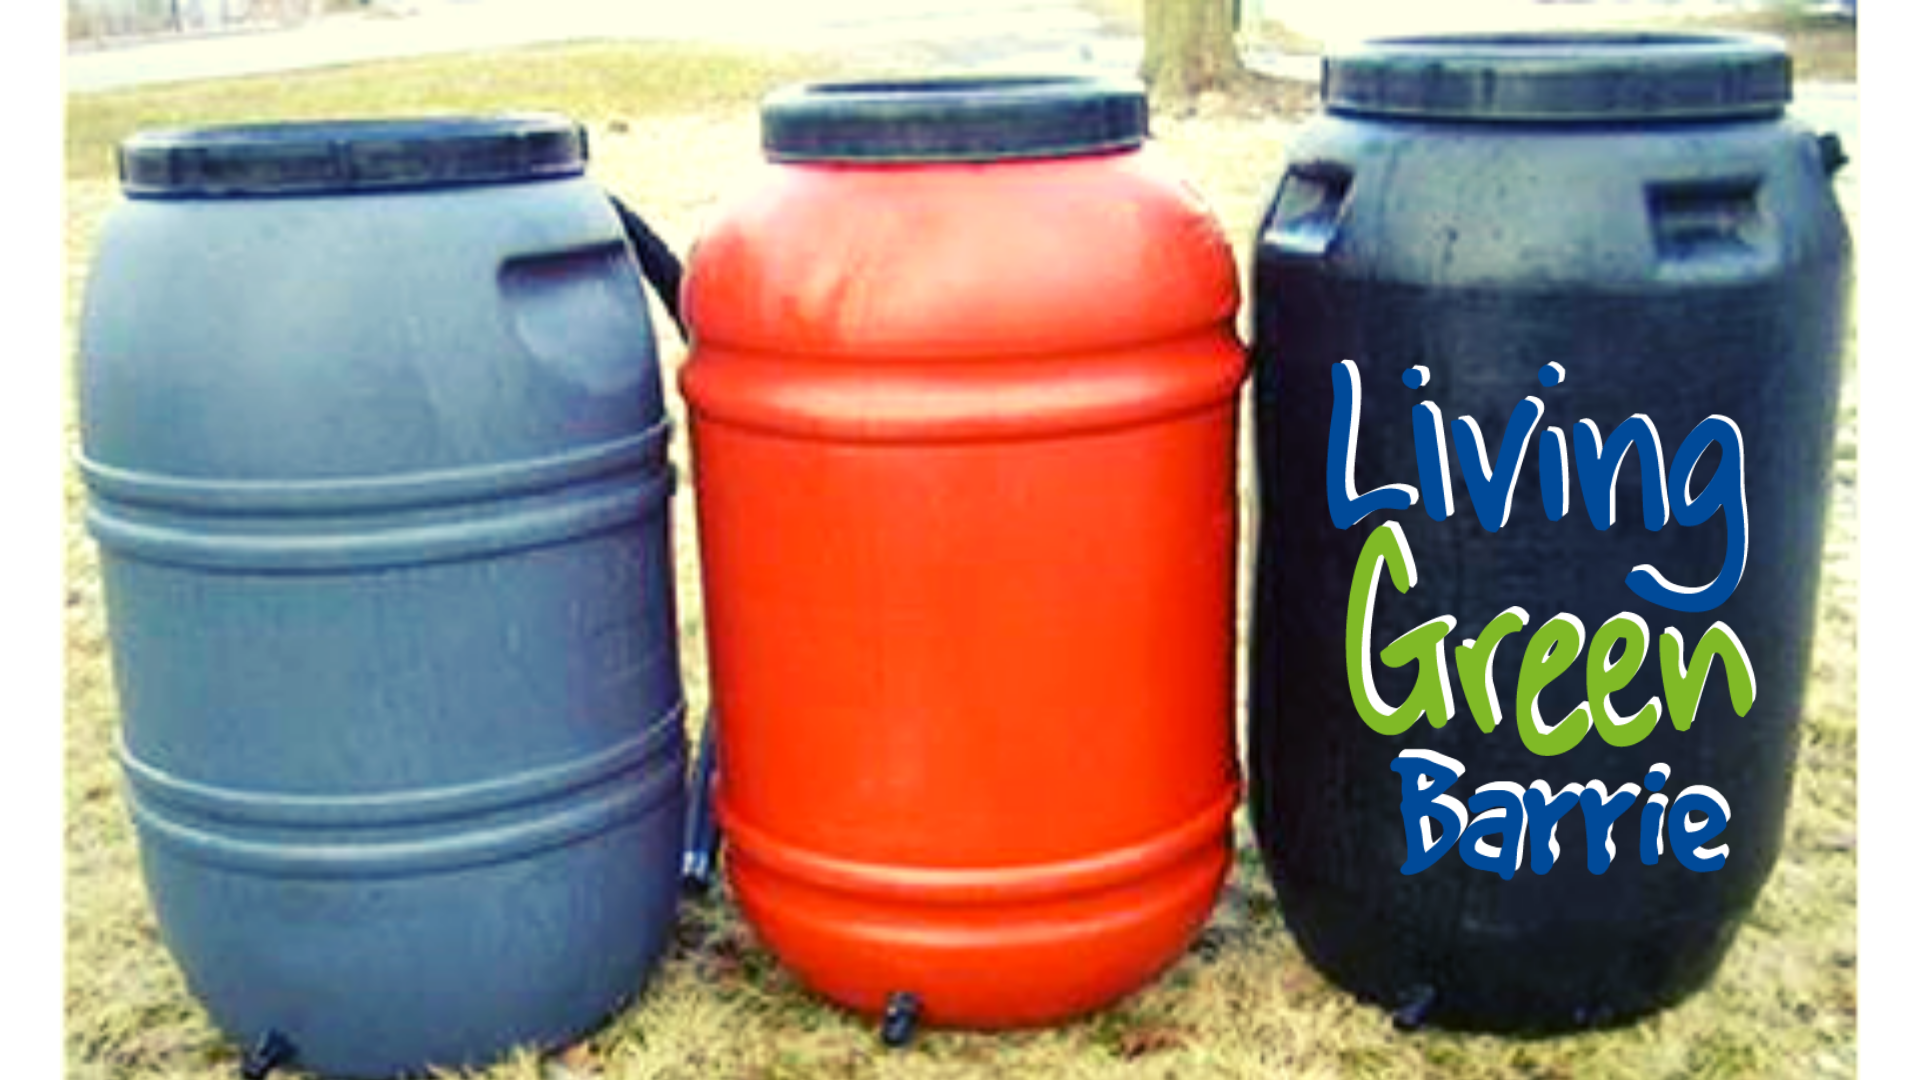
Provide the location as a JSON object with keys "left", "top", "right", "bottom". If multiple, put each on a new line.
{"left": 1141, "top": 0, "right": 1246, "bottom": 100}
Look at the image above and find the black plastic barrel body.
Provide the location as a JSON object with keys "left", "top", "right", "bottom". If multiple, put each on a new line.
{"left": 1248, "top": 34, "right": 1849, "bottom": 1031}
{"left": 78, "top": 118, "right": 687, "bottom": 1077}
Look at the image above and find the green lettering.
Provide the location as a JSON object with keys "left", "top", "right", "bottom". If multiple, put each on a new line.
{"left": 1589, "top": 613, "right": 1662, "bottom": 747}
{"left": 1660, "top": 622, "right": 1757, "bottom": 731}
{"left": 1346, "top": 522, "right": 1458, "bottom": 735}
{"left": 1454, "top": 607, "right": 1530, "bottom": 733}
{"left": 1516, "top": 614, "right": 1592, "bottom": 757}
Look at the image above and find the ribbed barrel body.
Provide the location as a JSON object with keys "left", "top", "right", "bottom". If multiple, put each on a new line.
{"left": 78, "top": 120, "right": 686, "bottom": 1077}
{"left": 683, "top": 79, "right": 1245, "bottom": 1028}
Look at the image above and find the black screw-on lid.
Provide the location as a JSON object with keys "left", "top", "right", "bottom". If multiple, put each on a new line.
{"left": 116, "top": 115, "right": 588, "bottom": 198}
{"left": 1322, "top": 32, "right": 1791, "bottom": 122}
{"left": 760, "top": 75, "right": 1148, "bottom": 164}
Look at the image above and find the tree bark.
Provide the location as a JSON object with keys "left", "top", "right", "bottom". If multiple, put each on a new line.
{"left": 1140, "top": 0, "right": 1246, "bottom": 99}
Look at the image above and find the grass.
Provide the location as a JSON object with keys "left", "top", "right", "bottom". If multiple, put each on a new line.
{"left": 64, "top": 31, "right": 1858, "bottom": 1080}
{"left": 64, "top": 40, "right": 835, "bottom": 180}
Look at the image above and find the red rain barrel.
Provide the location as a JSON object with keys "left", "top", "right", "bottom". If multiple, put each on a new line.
{"left": 681, "top": 76, "right": 1245, "bottom": 1028}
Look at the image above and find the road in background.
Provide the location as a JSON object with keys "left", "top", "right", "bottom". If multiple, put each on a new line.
{"left": 63, "top": 1, "right": 1110, "bottom": 93}
{"left": 64, "top": 0, "right": 1855, "bottom": 207}
{"left": 66, "top": 0, "right": 1812, "bottom": 94}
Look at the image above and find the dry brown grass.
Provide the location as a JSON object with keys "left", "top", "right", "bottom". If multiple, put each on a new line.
{"left": 64, "top": 36, "right": 1857, "bottom": 1080}
{"left": 1666, "top": 7, "right": 1858, "bottom": 82}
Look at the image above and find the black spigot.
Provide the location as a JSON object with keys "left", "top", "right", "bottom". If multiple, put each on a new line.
{"left": 880, "top": 991, "right": 922, "bottom": 1048}
{"left": 1391, "top": 985, "right": 1437, "bottom": 1032}
{"left": 239, "top": 1029, "right": 294, "bottom": 1080}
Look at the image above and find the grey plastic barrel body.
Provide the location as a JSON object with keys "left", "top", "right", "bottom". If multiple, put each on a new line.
{"left": 1249, "top": 36, "right": 1850, "bottom": 1031}
{"left": 79, "top": 124, "right": 685, "bottom": 1078}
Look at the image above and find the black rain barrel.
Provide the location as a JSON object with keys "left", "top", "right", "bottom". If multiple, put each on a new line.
{"left": 78, "top": 116, "right": 688, "bottom": 1077}
{"left": 1248, "top": 33, "right": 1850, "bottom": 1031}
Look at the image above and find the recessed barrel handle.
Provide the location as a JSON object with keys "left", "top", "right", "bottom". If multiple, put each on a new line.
{"left": 1263, "top": 163, "right": 1353, "bottom": 261}
{"left": 1646, "top": 177, "right": 1763, "bottom": 264}
{"left": 609, "top": 195, "right": 687, "bottom": 342}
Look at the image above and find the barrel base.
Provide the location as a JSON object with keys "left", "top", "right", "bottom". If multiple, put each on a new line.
{"left": 726, "top": 839, "right": 1230, "bottom": 1029}
{"left": 1275, "top": 877, "right": 1747, "bottom": 1034}
{"left": 140, "top": 803, "right": 682, "bottom": 1079}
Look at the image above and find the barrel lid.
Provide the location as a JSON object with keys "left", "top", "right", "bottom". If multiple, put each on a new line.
{"left": 760, "top": 75, "right": 1148, "bottom": 163}
{"left": 116, "top": 115, "right": 588, "bottom": 198}
{"left": 1321, "top": 32, "right": 1791, "bottom": 122}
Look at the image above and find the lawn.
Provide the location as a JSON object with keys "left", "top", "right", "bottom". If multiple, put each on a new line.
{"left": 63, "top": 26, "right": 1858, "bottom": 1080}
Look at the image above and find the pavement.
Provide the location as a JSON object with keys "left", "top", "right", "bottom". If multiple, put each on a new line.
{"left": 62, "top": 1, "right": 1121, "bottom": 94}
{"left": 66, "top": 1, "right": 1808, "bottom": 95}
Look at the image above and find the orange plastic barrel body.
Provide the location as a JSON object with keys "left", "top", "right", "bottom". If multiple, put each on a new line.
{"left": 680, "top": 77, "right": 1244, "bottom": 1028}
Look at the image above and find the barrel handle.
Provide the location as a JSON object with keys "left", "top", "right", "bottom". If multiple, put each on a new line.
{"left": 609, "top": 195, "right": 688, "bottom": 342}
{"left": 1263, "top": 162, "right": 1354, "bottom": 261}
{"left": 1645, "top": 176, "right": 1764, "bottom": 266}
{"left": 1817, "top": 132, "right": 1848, "bottom": 177}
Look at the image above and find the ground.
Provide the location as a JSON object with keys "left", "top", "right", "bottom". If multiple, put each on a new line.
{"left": 62, "top": 8, "right": 1858, "bottom": 1079}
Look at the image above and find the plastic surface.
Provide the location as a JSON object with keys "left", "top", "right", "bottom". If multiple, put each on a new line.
{"left": 79, "top": 123, "right": 685, "bottom": 1078}
{"left": 1249, "top": 41, "right": 1850, "bottom": 1031}
{"left": 682, "top": 87, "right": 1244, "bottom": 1028}
{"left": 761, "top": 75, "right": 1147, "bottom": 162}
{"left": 1322, "top": 32, "right": 1790, "bottom": 122}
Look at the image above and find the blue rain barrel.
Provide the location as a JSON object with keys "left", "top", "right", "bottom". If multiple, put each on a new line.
{"left": 1248, "top": 34, "right": 1850, "bottom": 1031}
{"left": 78, "top": 117, "right": 687, "bottom": 1077}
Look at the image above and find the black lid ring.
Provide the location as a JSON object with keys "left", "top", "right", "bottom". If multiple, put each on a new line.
{"left": 116, "top": 114, "right": 589, "bottom": 198}
{"left": 760, "top": 75, "right": 1149, "bottom": 164}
